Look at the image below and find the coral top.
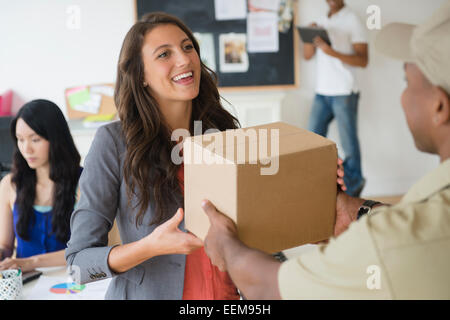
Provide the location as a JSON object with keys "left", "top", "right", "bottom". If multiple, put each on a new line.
{"left": 178, "top": 164, "right": 240, "bottom": 300}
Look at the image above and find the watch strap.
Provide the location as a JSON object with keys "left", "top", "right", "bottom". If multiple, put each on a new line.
{"left": 357, "top": 200, "right": 382, "bottom": 220}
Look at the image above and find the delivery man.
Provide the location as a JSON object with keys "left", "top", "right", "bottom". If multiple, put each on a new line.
{"left": 201, "top": 1, "right": 450, "bottom": 299}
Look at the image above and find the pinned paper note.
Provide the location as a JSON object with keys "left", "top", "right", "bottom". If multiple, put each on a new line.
{"left": 214, "top": 0, "right": 247, "bottom": 20}
{"left": 194, "top": 32, "right": 216, "bottom": 72}
{"left": 247, "top": 12, "right": 279, "bottom": 53}
{"left": 67, "top": 86, "right": 90, "bottom": 108}
{"left": 66, "top": 86, "right": 101, "bottom": 114}
{"left": 249, "top": 0, "right": 281, "bottom": 12}
{"left": 90, "top": 85, "right": 114, "bottom": 97}
{"left": 82, "top": 113, "right": 116, "bottom": 128}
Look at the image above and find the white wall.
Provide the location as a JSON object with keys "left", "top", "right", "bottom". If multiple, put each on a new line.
{"left": 281, "top": 0, "right": 444, "bottom": 196}
{"left": 0, "top": 0, "right": 445, "bottom": 197}
{"left": 0, "top": 0, "right": 135, "bottom": 114}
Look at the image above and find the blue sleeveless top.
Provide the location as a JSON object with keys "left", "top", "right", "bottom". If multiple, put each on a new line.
{"left": 12, "top": 204, "right": 67, "bottom": 258}
{"left": 12, "top": 167, "right": 82, "bottom": 258}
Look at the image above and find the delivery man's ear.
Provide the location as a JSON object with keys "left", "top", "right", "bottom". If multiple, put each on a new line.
{"left": 432, "top": 87, "right": 450, "bottom": 126}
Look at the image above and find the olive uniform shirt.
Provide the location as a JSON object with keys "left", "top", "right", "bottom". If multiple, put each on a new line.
{"left": 278, "top": 159, "right": 450, "bottom": 299}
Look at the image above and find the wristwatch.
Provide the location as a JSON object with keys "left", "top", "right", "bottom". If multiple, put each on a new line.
{"left": 357, "top": 200, "right": 382, "bottom": 220}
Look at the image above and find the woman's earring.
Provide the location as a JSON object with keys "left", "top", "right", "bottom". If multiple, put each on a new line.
{"left": 434, "top": 115, "right": 440, "bottom": 124}
{"left": 143, "top": 82, "right": 148, "bottom": 87}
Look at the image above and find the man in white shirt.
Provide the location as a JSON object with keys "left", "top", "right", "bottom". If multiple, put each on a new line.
{"left": 304, "top": 0, "right": 368, "bottom": 196}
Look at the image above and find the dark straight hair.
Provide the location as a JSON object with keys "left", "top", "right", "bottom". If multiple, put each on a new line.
{"left": 10, "top": 99, "right": 81, "bottom": 243}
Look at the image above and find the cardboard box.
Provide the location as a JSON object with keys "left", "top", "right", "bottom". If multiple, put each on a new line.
{"left": 184, "top": 121, "right": 337, "bottom": 253}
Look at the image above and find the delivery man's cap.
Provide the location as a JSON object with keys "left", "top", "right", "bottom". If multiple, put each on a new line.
{"left": 375, "top": 0, "right": 450, "bottom": 94}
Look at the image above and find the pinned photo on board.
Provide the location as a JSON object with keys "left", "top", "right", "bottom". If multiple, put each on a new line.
{"left": 219, "top": 33, "right": 249, "bottom": 73}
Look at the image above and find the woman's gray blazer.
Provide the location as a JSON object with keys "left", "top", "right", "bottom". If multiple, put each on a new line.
{"left": 65, "top": 121, "right": 187, "bottom": 300}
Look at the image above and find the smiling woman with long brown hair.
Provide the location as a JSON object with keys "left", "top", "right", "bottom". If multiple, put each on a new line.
{"left": 65, "top": 12, "right": 240, "bottom": 300}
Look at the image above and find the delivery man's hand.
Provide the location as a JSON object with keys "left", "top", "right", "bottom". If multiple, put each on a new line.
{"left": 315, "top": 158, "right": 346, "bottom": 244}
{"left": 202, "top": 200, "right": 239, "bottom": 272}
{"left": 335, "top": 191, "right": 365, "bottom": 237}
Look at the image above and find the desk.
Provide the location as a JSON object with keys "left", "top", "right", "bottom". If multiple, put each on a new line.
{"left": 23, "top": 266, "right": 111, "bottom": 300}
{"left": 19, "top": 244, "right": 313, "bottom": 300}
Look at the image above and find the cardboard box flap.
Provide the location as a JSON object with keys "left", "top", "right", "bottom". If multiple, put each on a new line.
{"left": 185, "top": 122, "right": 335, "bottom": 165}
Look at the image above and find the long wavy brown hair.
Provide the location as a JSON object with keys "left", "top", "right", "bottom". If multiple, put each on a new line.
{"left": 115, "top": 12, "right": 240, "bottom": 226}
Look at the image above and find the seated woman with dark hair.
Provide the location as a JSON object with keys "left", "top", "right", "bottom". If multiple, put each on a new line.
{"left": 0, "top": 99, "right": 81, "bottom": 272}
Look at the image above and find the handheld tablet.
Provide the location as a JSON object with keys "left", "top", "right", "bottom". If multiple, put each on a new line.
{"left": 297, "top": 26, "right": 332, "bottom": 46}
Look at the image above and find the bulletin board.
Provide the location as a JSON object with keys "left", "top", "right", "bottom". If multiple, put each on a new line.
{"left": 135, "top": 0, "right": 299, "bottom": 91}
{"left": 65, "top": 83, "right": 116, "bottom": 119}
